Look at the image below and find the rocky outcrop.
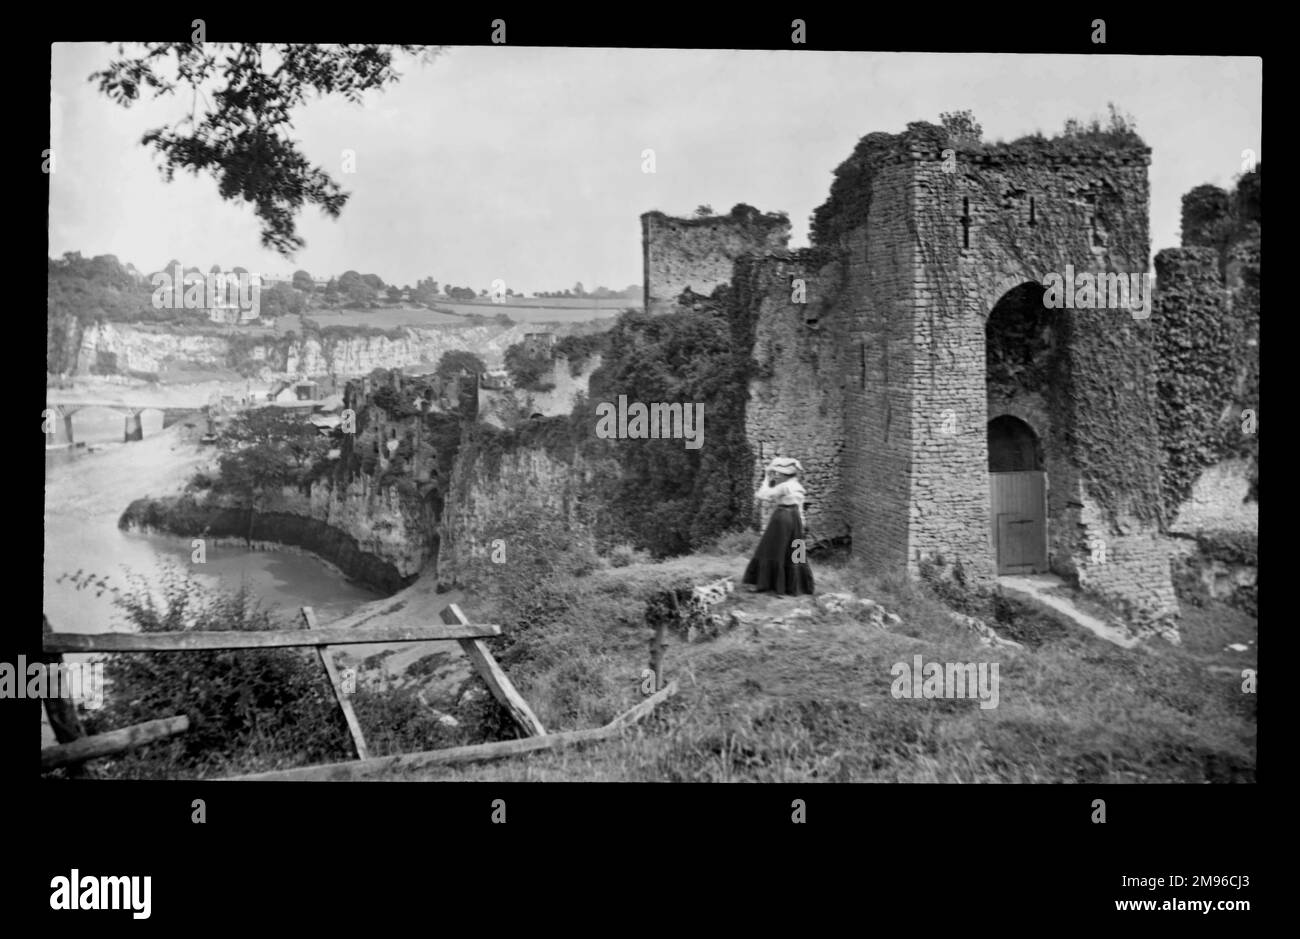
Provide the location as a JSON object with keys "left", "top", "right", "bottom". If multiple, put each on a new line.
{"left": 477, "top": 353, "right": 602, "bottom": 429}
{"left": 435, "top": 428, "right": 607, "bottom": 588}
{"left": 120, "top": 472, "right": 435, "bottom": 594}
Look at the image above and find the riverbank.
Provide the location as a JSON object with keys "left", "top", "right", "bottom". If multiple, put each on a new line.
{"left": 119, "top": 496, "right": 418, "bottom": 596}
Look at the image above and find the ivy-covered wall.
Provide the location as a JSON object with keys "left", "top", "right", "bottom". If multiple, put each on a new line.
{"left": 733, "top": 250, "right": 848, "bottom": 543}
{"left": 774, "top": 120, "right": 1177, "bottom": 624}
{"left": 438, "top": 121, "right": 1260, "bottom": 635}
{"left": 1155, "top": 169, "right": 1260, "bottom": 533}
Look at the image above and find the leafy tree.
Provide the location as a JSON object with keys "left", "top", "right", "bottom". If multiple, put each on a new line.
{"left": 694, "top": 204, "right": 714, "bottom": 217}
{"left": 292, "top": 270, "right": 314, "bottom": 291}
{"left": 220, "top": 407, "right": 324, "bottom": 465}
{"left": 581, "top": 302, "right": 746, "bottom": 555}
{"left": 216, "top": 407, "right": 327, "bottom": 539}
{"left": 503, "top": 342, "right": 554, "bottom": 391}
{"left": 435, "top": 350, "right": 486, "bottom": 378}
{"left": 386, "top": 285, "right": 403, "bottom": 302}
{"left": 91, "top": 43, "right": 443, "bottom": 255}
{"left": 218, "top": 444, "right": 292, "bottom": 542}
{"left": 412, "top": 277, "right": 440, "bottom": 305}
{"left": 260, "top": 281, "right": 305, "bottom": 318}
{"left": 337, "top": 270, "right": 374, "bottom": 304}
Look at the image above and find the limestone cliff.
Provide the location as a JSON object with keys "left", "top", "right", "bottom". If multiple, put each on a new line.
{"left": 56, "top": 319, "right": 590, "bottom": 381}
{"left": 435, "top": 421, "right": 614, "bottom": 588}
{"left": 121, "top": 472, "right": 434, "bottom": 594}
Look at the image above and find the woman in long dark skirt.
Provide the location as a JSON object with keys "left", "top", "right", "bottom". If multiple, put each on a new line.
{"left": 743, "top": 457, "right": 815, "bottom": 596}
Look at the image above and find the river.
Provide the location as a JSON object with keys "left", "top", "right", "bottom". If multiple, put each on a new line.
{"left": 42, "top": 424, "right": 383, "bottom": 746}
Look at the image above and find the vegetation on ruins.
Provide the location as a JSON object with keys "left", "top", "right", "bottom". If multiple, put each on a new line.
{"left": 810, "top": 107, "right": 1146, "bottom": 249}
{"left": 435, "top": 349, "right": 487, "bottom": 378}
{"left": 1156, "top": 167, "right": 1261, "bottom": 517}
{"left": 576, "top": 299, "right": 753, "bottom": 556}
{"left": 554, "top": 332, "right": 611, "bottom": 375}
{"left": 503, "top": 342, "right": 556, "bottom": 391}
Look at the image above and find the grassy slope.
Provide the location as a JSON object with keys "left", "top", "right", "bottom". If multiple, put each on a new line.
{"left": 395, "top": 550, "right": 1257, "bottom": 783}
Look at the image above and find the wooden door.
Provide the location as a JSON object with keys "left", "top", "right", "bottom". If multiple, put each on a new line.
{"left": 990, "top": 471, "right": 1047, "bottom": 574}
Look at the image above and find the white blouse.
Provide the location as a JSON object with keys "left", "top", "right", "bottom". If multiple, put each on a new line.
{"left": 756, "top": 477, "right": 806, "bottom": 507}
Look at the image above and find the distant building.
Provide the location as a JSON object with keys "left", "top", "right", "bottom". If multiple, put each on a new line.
{"left": 318, "top": 393, "right": 345, "bottom": 413}
{"left": 523, "top": 332, "right": 556, "bottom": 356}
{"left": 266, "top": 380, "right": 298, "bottom": 403}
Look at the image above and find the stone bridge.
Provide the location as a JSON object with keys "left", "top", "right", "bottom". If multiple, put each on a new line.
{"left": 43, "top": 402, "right": 206, "bottom": 445}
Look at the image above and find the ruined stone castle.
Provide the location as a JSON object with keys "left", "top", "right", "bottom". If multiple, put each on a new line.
{"left": 641, "top": 121, "right": 1258, "bottom": 630}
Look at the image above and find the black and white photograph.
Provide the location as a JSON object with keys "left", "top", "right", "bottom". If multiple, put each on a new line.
{"left": 26, "top": 21, "right": 1262, "bottom": 918}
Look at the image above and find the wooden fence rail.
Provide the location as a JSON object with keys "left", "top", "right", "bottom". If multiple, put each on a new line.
{"left": 228, "top": 681, "right": 678, "bottom": 782}
{"left": 41, "top": 716, "right": 190, "bottom": 771}
{"left": 42, "top": 622, "right": 500, "bottom": 654}
{"left": 43, "top": 593, "right": 667, "bottom": 777}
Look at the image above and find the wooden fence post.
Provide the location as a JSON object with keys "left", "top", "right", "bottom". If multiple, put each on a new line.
{"left": 41, "top": 616, "right": 86, "bottom": 777}
{"left": 441, "top": 603, "right": 546, "bottom": 738}
{"left": 302, "top": 607, "right": 370, "bottom": 761}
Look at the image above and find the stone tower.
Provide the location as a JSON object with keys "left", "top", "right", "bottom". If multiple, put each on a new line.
{"left": 641, "top": 207, "right": 791, "bottom": 314}
{"left": 643, "top": 121, "right": 1180, "bottom": 628}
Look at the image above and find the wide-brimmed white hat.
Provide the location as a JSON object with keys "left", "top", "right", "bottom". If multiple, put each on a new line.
{"left": 766, "top": 456, "right": 803, "bottom": 476}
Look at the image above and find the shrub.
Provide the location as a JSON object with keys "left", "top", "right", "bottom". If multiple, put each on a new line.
{"left": 503, "top": 342, "right": 553, "bottom": 390}
{"left": 705, "top": 528, "right": 760, "bottom": 556}
{"left": 606, "top": 543, "right": 650, "bottom": 568}
{"left": 349, "top": 683, "right": 462, "bottom": 756}
{"left": 73, "top": 567, "right": 353, "bottom": 778}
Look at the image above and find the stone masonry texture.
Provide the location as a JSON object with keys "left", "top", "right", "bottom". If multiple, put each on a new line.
{"left": 640, "top": 122, "right": 1213, "bottom": 630}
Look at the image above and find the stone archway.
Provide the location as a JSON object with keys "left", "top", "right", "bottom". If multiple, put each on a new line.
{"left": 985, "top": 282, "right": 1060, "bottom": 576}
{"left": 988, "top": 414, "right": 1043, "bottom": 472}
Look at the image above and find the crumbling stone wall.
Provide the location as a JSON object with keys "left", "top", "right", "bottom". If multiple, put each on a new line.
{"left": 737, "top": 251, "right": 848, "bottom": 543}
{"left": 643, "top": 121, "right": 1235, "bottom": 631}
{"left": 840, "top": 166, "right": 923, "bottom": 577}
{"left": 801, "top": 126, "right": 1172, "bottom": 625}
{"left": 1171, "top": 459, "right": 1257, "bottom": 534}
{"left": 478, "top": 353, "right": 603, "bottom": 430}
{"left": 642, "top": 209, "right": 790, "bottom": 315}
{"left": 909, "top": 139, "right": 1163, "bottom": 605}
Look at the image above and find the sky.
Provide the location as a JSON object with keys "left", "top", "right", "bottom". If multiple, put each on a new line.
{"left": 49, "top": 45, "right": 1262, "bottom": 296}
